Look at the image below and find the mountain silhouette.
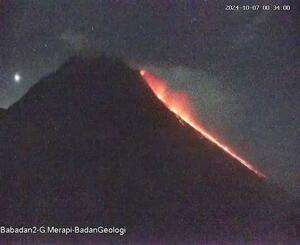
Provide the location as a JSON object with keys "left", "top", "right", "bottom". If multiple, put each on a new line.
{"left": 0, "top": 56, "right": 297, "bottom": 243}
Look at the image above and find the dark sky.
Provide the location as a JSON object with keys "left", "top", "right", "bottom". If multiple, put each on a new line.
{"left": 0, "top": 0, "right": 299, "bottom": 195}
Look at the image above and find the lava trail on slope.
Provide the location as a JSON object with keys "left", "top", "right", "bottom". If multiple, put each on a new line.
{"left": 140, "top": 69, "right": 266, "bottom": 179}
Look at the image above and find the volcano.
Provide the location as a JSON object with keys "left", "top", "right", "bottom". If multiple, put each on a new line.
{"left": 0, "top": 56, "right": 297, "bottom": 243}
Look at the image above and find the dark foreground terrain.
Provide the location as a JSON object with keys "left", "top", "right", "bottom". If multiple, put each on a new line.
{"left": 0, "top": 56, "right": 298, "bottom": 243}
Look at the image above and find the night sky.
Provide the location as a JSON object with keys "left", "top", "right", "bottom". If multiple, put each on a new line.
{"left": 0, "top": 1, "right": 299, "bottom": 195}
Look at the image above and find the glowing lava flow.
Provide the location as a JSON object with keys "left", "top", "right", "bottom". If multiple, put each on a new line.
{"left": 140, "top": 69, "right": 266, "bottom": 179}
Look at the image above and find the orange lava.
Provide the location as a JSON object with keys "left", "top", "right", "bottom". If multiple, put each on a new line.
{"left": 140, "top": 69, "right": 266, "bottom": 179}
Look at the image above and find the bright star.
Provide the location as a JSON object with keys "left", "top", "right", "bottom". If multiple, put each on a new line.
{"left": 14, "top": 73, "right": 21, "bottom": 83}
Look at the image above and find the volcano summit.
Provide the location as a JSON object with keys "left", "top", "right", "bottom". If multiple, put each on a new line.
{"left": 0, "top": 56, "right": 297, "bottom": 243}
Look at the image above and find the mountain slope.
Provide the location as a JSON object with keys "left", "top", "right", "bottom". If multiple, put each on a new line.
{"left": 0, "top": 56, "right": 297, "bottom": 243}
